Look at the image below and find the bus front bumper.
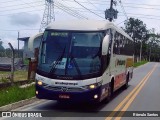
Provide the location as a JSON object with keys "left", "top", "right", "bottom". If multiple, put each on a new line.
{"left": 35, "top": 85, "right": 101, "bottom": 103}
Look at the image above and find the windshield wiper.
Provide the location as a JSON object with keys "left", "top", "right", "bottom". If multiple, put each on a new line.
{"left": 68, "top": 53, "right": 82, "bottom": 79}
{"left": 49, "top": 46, "right": 66, "bottom": 74}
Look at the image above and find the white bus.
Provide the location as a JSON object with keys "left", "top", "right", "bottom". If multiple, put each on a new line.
{"left": 35, "top": 20, "right": 134, "bottom": 103}
{"left": 25, "top": 33, "right": 43, "bottom": 59}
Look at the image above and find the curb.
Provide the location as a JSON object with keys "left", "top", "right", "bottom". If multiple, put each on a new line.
{"left": 0, "top": 97, "right": 38, "bottom": 111}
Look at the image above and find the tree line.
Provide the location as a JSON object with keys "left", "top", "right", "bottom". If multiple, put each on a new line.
{"left": 123, "top": 17, "right": 160, "bottom": 62}
{"left": 0, "top": 41, "right": 23, "bottom": 58}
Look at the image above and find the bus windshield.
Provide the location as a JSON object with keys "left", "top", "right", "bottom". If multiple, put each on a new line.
{"left": 37, "top": 30, "right": 103, "bottom": 79}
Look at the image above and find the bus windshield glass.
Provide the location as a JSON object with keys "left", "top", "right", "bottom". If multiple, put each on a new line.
{"left": 38, "top": 30, "right": 103, "bottom": 79}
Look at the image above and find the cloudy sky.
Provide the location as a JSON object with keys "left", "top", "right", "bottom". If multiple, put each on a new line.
{"left": 0, "top": 0, "right": 160, "bottom": 48}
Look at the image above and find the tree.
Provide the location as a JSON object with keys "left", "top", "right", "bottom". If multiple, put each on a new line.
{"left": 0, "top": 40, "right": 4, "bottom": 50}
{"left": 124, "top": 17, "right": 149, "bottom": 61}
{"left": 147, "top": 30, "right": 160, "bottom": 62}
{"left": 0, "top": 40, "right": 5, "bottom": 57}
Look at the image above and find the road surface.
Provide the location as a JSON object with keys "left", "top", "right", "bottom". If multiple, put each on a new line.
{"left": 1, "top": 62, "right": 160, "bottom": 120}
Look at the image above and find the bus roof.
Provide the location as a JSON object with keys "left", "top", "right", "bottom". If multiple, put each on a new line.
{"left": 46, "top": 20, "right": 111, "bottom": 31}
{"left": 46, "top": 20, "right": 133, "bottom": 40}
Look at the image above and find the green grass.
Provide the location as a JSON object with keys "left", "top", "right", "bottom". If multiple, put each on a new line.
{"left": 23, "top": 59, "right": 29, "bottom": 65}
{"left": 134, "top": 61, "right": 148, "bottom": 67}
{"left": 0, "top": 70, "right": 28, "bottom": 83}
{"left": 0, "top": 85, "right": 35, "bottom": 107}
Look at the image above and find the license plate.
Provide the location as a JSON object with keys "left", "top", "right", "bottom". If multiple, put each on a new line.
{"left": 59, "top": 95, "right": 70, "bottom": 99}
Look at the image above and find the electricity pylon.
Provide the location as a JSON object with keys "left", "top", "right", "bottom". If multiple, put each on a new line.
{"left": 39, "top": 0, "right": 55, "bottom": 32}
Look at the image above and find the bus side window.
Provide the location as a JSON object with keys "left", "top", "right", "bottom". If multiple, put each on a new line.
{"left": 108, "top": 29, "right": 113, "bottom": 55}
{"left": 113, "top": 32, "right": 118, "bottom": 54}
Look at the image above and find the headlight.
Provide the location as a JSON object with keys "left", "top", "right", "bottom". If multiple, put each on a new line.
{"left": 89, "top": 84, "right": 96, "bottom": 89}
{"left": 37, "top": 81, "right": 43, "bottom": 86}
{"left": 83, "top": 82, "right": 102, "bottom": 90}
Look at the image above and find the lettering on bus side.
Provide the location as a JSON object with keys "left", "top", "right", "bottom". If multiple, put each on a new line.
{"left": 116, "top": 59, "right": 126, "bottom": 66}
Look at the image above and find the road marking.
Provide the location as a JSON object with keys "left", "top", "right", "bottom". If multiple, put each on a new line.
{"left": 105, "top": 64, "right": 157, "bottom": 120}
{"left": 115, "top": 64, "right": 157, "bottom": 120}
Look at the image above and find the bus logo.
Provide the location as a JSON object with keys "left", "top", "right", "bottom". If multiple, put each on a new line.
{"left": 61, "top": 87, "right": 68, "bottom": 92}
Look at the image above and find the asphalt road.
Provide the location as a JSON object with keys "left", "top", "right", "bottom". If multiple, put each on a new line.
{"left": 1, "top": 62, "right": 160, "bottom": 120}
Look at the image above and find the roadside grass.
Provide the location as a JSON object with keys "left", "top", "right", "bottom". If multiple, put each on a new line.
{"left": 134, "top": 61, "right": 148, "bottom": 67}
{"left": 0, "top": 85, "right": 35, "bottom": 107}
{"left": 0, "top": 70, "right": 28, "bottom": 83}
{"left": 23, "top": 59, "right": 29, "bottom": 65}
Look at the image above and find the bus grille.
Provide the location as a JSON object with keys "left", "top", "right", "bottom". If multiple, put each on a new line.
{"left": 42, "top": 83, "right": 86, "bottom": 92}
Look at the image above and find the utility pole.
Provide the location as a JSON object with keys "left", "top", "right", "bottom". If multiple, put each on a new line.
{"left": 17, "top": 31, "right": 19, "bottom": 58}
{"left": 109, "top": 0, "right": 113, "bottom": 22}
{"left": 8, "top": 42, "right": 15, "bottom": 85}
{"left": 105, "top": 0, "right": 118, "bottom": 21}
{"left": 140, "top": 40, "right": 142, "bottom": 61}
{"left": 149, "top": 44, "right": 152, "bottom": 62}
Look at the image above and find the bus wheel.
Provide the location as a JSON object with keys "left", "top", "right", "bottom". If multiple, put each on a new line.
{"left": 103, "top": 86, "right": 111, "bottom": 104}
{"left": 123, "top": 74, "right": 129, "bottom": 89}
{"left": 111, "top": 79, "right": 114, "bottom": 96}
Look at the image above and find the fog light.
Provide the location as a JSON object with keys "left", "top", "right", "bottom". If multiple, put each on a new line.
{"left": 94, "top": 94, "right": 98, "bottom": 99}
{"left": 36, "top": 91, "right": 38, "bottom": 95}
{"left": 37, "top": 81, "right": 43, "bottom": 86}
{"left": 89, "top": 84, "right": 95, "bottom": 89}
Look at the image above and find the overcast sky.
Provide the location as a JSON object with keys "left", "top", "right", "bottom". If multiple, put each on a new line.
{"left": 0, "top": 0, "right": 160, "bottom": 48}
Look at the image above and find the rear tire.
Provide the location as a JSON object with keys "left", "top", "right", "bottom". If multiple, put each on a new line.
{"left": 123, "top": 73, "right": 129, "bottom": 89}
{"left": 110, "top": 79, "right": 114, "bottom": 96}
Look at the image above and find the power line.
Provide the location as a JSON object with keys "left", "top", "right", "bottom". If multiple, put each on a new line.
{"left": 122, "top": 5, "right": 160, "bottom": 11}
{"left": 61, "top": 0, "right": 160, "bottom": 11}
{"left": 0, "top": 4, "right": 44, "bottom": 13}
{"left": 122, "top": 2, "right": 160, "bottom": 7}
{"left": 118, "top": 0, "right": 128, "bottom": 20}
{"left": 73, "top": 0, "right": 105, "bottom": 19}
{"left": 53, "top": 5, "right": 160, "bottom": 19}
{"left": 118, "top": 14, "right": 160, "bottom": 21}
{"left": 20, "top": 1, "right": 44, "bottom": 11}
{"left": 54, "top": 4, "right": 160, "bottom": 19}
{"left": 86, "top": 0, "right": 100, "bottom": 11}
{"left": 0, "top": 29, "right": 39, "bottom": 31}
{"left": 54, "top": 4, "right": 82, "bottom": 19}
{"left": 1, "top": 0, "right": 160, "bottom": 21}
{"left": 54, "top": 3, "right": 87, "bottom": 19}
{"left": 61, "top": 0, "right": 160, "bottom": 7}
{"left": 56, "top": 6, "right": 102, "bottom": 12}
{"left": 0, "top": 2, "right": 88, "bottom": 18}
{"left": 119, "top": 12, "right": 160, "bottom": 18}
{"left": 2, "top": 0, "right": 160, "bottom": 17}
{"left": 87, "top": 0, "right": 160, "bottom": 7}
{"left": 116, "top": 15, "right": 160, "bottom": 26}
{"left": 0, "top": 9, "right": 44, "bottom": 17}
{"left": 116, "top": 20, "right": 126, "bottom": 25}
{"left": 116, "top": 13, "right": 160, "bottom": 25}
{"left": 0, "top": 0, "right": 19, "bottom": 4}
{"left": 56, "top": 1, "right": 88, "bottom": 19}
{"left": 62, "top": 0, "right": 107, "bottom": 4}
{"left": 0, "top": 1, "right": 43, "bottom": 9}
{"left": 55, "top": 6, "right": 160, "bottom": 19}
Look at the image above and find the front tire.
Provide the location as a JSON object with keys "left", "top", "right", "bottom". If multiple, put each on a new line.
{"left": 103, "top": 84, "right": 112, "bottom": 104}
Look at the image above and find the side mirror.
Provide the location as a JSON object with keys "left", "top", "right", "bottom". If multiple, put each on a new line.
{"left": 102, "top": 35, "right": 110, "bottom": 55}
